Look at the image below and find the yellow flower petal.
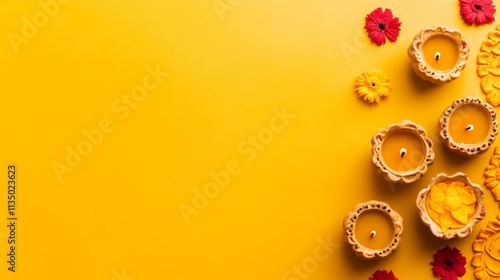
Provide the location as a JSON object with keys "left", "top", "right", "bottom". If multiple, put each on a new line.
{"left": 487, "top": 91, "right": 500, "bottom": 106}
{"left": 478, "top": 52, "right": 491, "bottom": 63}
{"left": 451, "top": 205, "right": 469, "bottom": 225}
{"left": 491, "top": 185, "right": 500, "bottom": 201}
{"left": 439, "top": 211, "right": 453, "bottom": 230}
{"left": 472, "top": 252, "right": 484, "bottom": 266}
{"left": 478, "top": 227, "right": 496, "bottom": 239}
{"left": 444, "top": 186, "right": 461, "bottom": 211}
{"left": 480, "top": 43, "right": 491, "bottom": 53}
{"left": 485, "top": 178, "right": 499, "bottom": 190}
{"left": 488, "top": 67, "right": 500, "bottom": 76}
{"left": 491, "top": 154, "right": 500, "bottom": 167}
{"left": 490, "top": 29, "right": 500, "bottom": 42}
{"left": 481, "top": 76, "right": 494, "bottom": 94}
{"left": 484, "top": 169, "right": 497, "bottom": 179}
{"left": 487, "top": 261, "right": 500, "bottom": 274}
{"left": 490, "top": 219, "right": 500, "bottom": 231}
{"left": 478, "top": 66, "right": 490, "bottom": 77}
{"left": 485, "top": 39, "right": 497, "bottom": 49}
{"left": 492, "top": 45, "right": 500, "bottom": 56}
{"left": 474, "top": 266, "right": 489, "bottom": 280}
{"left": 455, "top": 184, "right": 476, "bottom": 205}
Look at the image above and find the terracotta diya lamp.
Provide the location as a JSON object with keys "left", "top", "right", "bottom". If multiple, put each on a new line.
{"left": 416, "top": 172, "right": 486, "bottom": 240}
{"left": 372, "top": 120, "right": 435, "bottom": 184}
{"left": 408, "top": 25, "right": 469, "bottom": 84}
{"left": 343, "top": 200, "right": 403, "bottom": 260}
{"left": 439, "top": 97, "right": 498, "bottom": 156}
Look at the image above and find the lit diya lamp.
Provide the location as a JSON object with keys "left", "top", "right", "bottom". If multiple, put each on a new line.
{"left": 439, "top": 97, "right": 498, "bottom": 156}
{"left": 408, "top": 25, "right": 470, "bottom": 84}
{"left": 372, "top": 120, "right": 435, "bottom": 184}
{"left": 416, "top": 172, "right": 486, "bottom": 240}
{"left": 343, "top": 200, "right": 403, "bottom": 260}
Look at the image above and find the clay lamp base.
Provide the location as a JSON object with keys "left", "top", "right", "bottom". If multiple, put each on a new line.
{"left": 372, "top": 120, "right": 435, "bottom": 184}
{"left": 408, "top": 25, "right": 469, "bottom": 84}
{"left": 343, "top": 200, "right": 403, "bottom": 260}
{"left": 439, "top": 97, "right": 498, "bottom": 156}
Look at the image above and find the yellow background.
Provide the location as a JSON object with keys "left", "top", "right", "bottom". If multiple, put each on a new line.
{"left": 1, "top": 0, "right": 499, "bottom": 279}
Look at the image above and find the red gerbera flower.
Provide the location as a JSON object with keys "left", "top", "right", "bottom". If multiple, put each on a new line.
{"left": 369, "top": 269, "right": 399, "bottom": 280}
{"left": 459, "top": 0, "right": 496, "bottom": 25}
{"left": 364, "top": 8, "right": 401, "bottom": 46}
{"left": 430, "top": 245, "right": 467, "bottom": 280}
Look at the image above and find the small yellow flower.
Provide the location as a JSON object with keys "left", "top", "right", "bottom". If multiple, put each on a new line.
{"left": 354, "top": 69, "right": 392, "bottom": 103}
{"left": 484, "top": 146, "right": 500, "bottom": 202}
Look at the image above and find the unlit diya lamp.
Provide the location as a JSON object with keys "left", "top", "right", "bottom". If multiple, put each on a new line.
{"left": 372, "top": 120, "right": 435, "bottom": 184}
{"left": 439, "top": 97, "right": 498, "bottom": 156}
{"left": 408, "top": 25, "right": 469, "bottom": 84}
{"left": 343, "top": 200, "right": 403, "bottom": 260}
{"left": 416, "top": 172, "right": 486, "bottom": 240}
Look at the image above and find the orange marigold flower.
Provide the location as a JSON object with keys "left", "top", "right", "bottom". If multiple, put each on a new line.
{"left": 484, "top": 146, "right": 500, "bottom": 202}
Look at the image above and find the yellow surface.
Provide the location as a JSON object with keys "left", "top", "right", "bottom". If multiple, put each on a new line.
{"left": 1, "top": 1, "right": 500, "bottom": 279}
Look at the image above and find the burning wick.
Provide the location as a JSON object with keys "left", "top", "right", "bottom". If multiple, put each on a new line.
{"left": 370, "top": 230, "right": 376, "bottom": 238}
{"left": 435, "top": 52, "right": 441, "bottom": 61}
{"left": 465, "top": 124, "right": 474, "bottom": 131}
{"left": 400, "top": 148, "right": 407, "bottom": 157}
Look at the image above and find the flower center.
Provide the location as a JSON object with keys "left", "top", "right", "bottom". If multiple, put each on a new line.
{"left": 474, "top": 3, "right": 482, "bottom": 10}
{"left": 371, "top": 82, "right": 376, "bottom": 87}
{"left": 378, "top": 23, "right": 386, "bottom": 30}
{"left": 445, "top": 259, "right": 453, "bottom": 268}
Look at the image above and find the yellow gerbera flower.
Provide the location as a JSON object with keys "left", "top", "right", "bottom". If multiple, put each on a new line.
{"left": 354, "top": 69, "right": 392, "bottom": 103}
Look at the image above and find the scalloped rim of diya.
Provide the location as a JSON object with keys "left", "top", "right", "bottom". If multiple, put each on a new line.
{"left": 408, "top": 25, "right": 469, "bottom": 84}
{"left": 372, "top": 120, "right": 435, "bottom": 184}
{"left": 343, "top": 200, "right": 403, "bottom": 260}
{"left": 416, "top": 172, "right": 486, "bottom": 240}
{"left": 439, "top": 97, "right": 498, "bottom": 156}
